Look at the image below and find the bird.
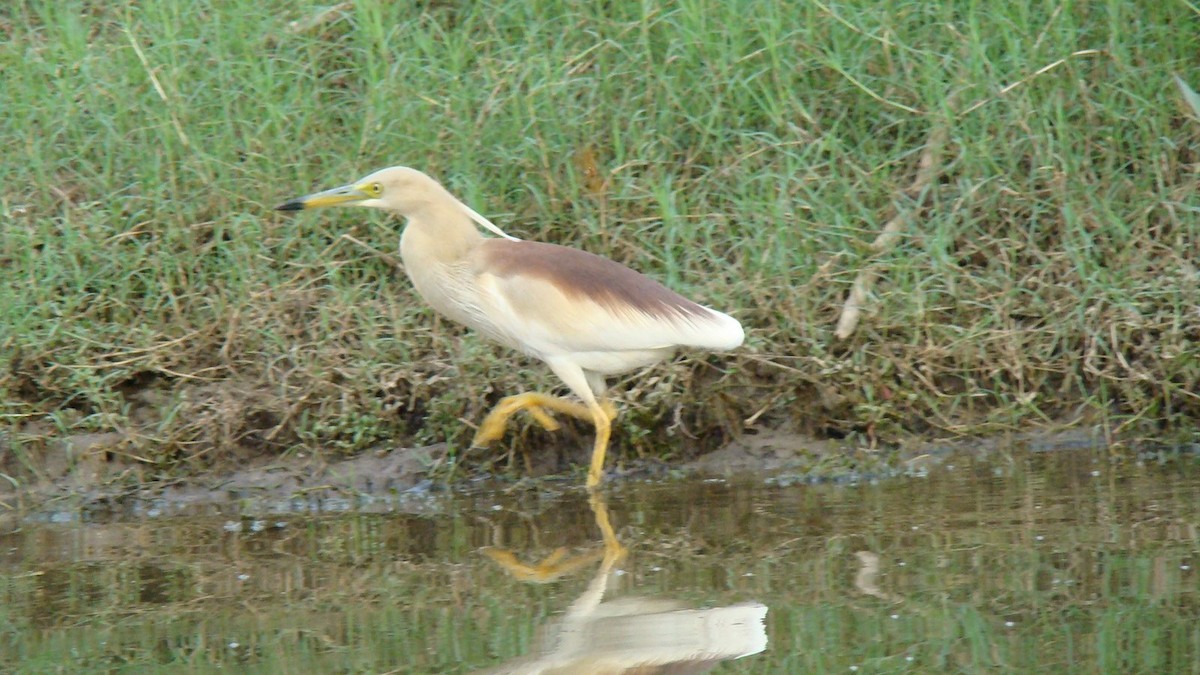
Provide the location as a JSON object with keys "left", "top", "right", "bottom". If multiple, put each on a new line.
{"left": 275, "top": 166, "right": 743, "bottom": 489}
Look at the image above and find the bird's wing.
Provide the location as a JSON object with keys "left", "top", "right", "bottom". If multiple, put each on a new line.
{"left": 471, "top": 240, "right": 743, "bottom": 357}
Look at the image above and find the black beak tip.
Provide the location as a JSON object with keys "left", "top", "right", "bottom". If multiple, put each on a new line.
{"left": 275, "top": 200, "right": 304, "bottom": 212}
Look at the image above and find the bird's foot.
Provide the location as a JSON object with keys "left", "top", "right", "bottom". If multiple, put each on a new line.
{"left": 527, "top": 406, "right": 562, "bottom": 432}
{"left": 471, "top": 415, "right": 509, "bottom": 448}
{"left": 472, "top": 393, "right": 560, "bottom": 447}
{"left": 482, "top": 546, "right": 603, "bottom": 583}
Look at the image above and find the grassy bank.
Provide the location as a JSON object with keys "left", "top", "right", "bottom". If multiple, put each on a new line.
{"left": 2, "top": 0, "right": 1198, "bottom": 482}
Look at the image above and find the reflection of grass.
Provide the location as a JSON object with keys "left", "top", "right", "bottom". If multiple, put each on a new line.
{"left": 2, "top": 1, "right": 1198, "bottom": 480}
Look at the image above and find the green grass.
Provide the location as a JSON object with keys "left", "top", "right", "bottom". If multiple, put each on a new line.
{"left": 2, "top": 0, "right": 1199, "bottom": 479}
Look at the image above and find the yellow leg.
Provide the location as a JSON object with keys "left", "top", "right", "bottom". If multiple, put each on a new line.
{"left": 585, "top": 400, "right": 613, "bottom": 489}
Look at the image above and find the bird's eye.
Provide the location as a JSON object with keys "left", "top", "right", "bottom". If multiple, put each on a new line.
{"left": 362, "top": 182, "right": 383, "bottom": 197}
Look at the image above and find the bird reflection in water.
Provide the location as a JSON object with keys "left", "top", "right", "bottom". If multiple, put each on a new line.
{"left": 478, "top": 493, "right": 768, "bottom": 674}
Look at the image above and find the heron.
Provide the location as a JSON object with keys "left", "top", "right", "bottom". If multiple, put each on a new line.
{"left": 275, "top": 166, "right": 743, "bottom": 488}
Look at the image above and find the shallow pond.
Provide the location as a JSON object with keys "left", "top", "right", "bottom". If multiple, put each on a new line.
{"left": 2, "top": 446, "right": 1199, "bottom": 673}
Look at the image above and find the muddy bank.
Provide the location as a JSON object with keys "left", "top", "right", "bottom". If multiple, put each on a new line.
{"left": 1, "top": 423, "right": 1146, "bottom": 522}
{"left": 1, "top": 435, "right": 442, "bottom": 518}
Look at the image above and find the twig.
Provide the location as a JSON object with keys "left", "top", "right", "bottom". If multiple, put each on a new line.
{"left": 826, "top": 61, "right": 924, "bottom": 115}
{"left": 341, "top": 233, "right": 405, "bottom": 271}
{"left": 835, "top": 102, "right": 953, "bottom": 339}
{"left": 287, "top": 2, "right": 354, "bottom": 34}
{"left": 808, "top": 0, "right": 934, "bottom": 58}
{"left": 959, "top": 49, "right": 1104, "bottom": 117}
{"left": 124, "top": 26, "right": 191, "bottom": 148}
{"left": 835, "top": 48, "right": 1107, "bottom": 339}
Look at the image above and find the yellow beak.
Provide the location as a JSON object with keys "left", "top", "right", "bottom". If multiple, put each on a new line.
{"left": 275, "top": 184, "right": 369, "bottom": 211}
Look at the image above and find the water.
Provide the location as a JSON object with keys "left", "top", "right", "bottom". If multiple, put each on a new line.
{"left": 2, "top": 448, "right": 1198, "bottom": 673}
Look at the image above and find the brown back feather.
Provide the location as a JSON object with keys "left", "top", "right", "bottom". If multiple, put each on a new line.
{"left": 479, "top": 240, "right": 709, "bottom": 319}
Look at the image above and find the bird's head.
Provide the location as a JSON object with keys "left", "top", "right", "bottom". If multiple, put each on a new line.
{"left": 274, "top": 166, "right": 440, "bottom": 215}
{"left": 274, "top": 165, "right": 519, "bottom": 240}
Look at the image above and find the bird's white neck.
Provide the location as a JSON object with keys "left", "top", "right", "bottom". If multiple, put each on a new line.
{"left": 399, "top": 197, "right": 485, "bottom": 265}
